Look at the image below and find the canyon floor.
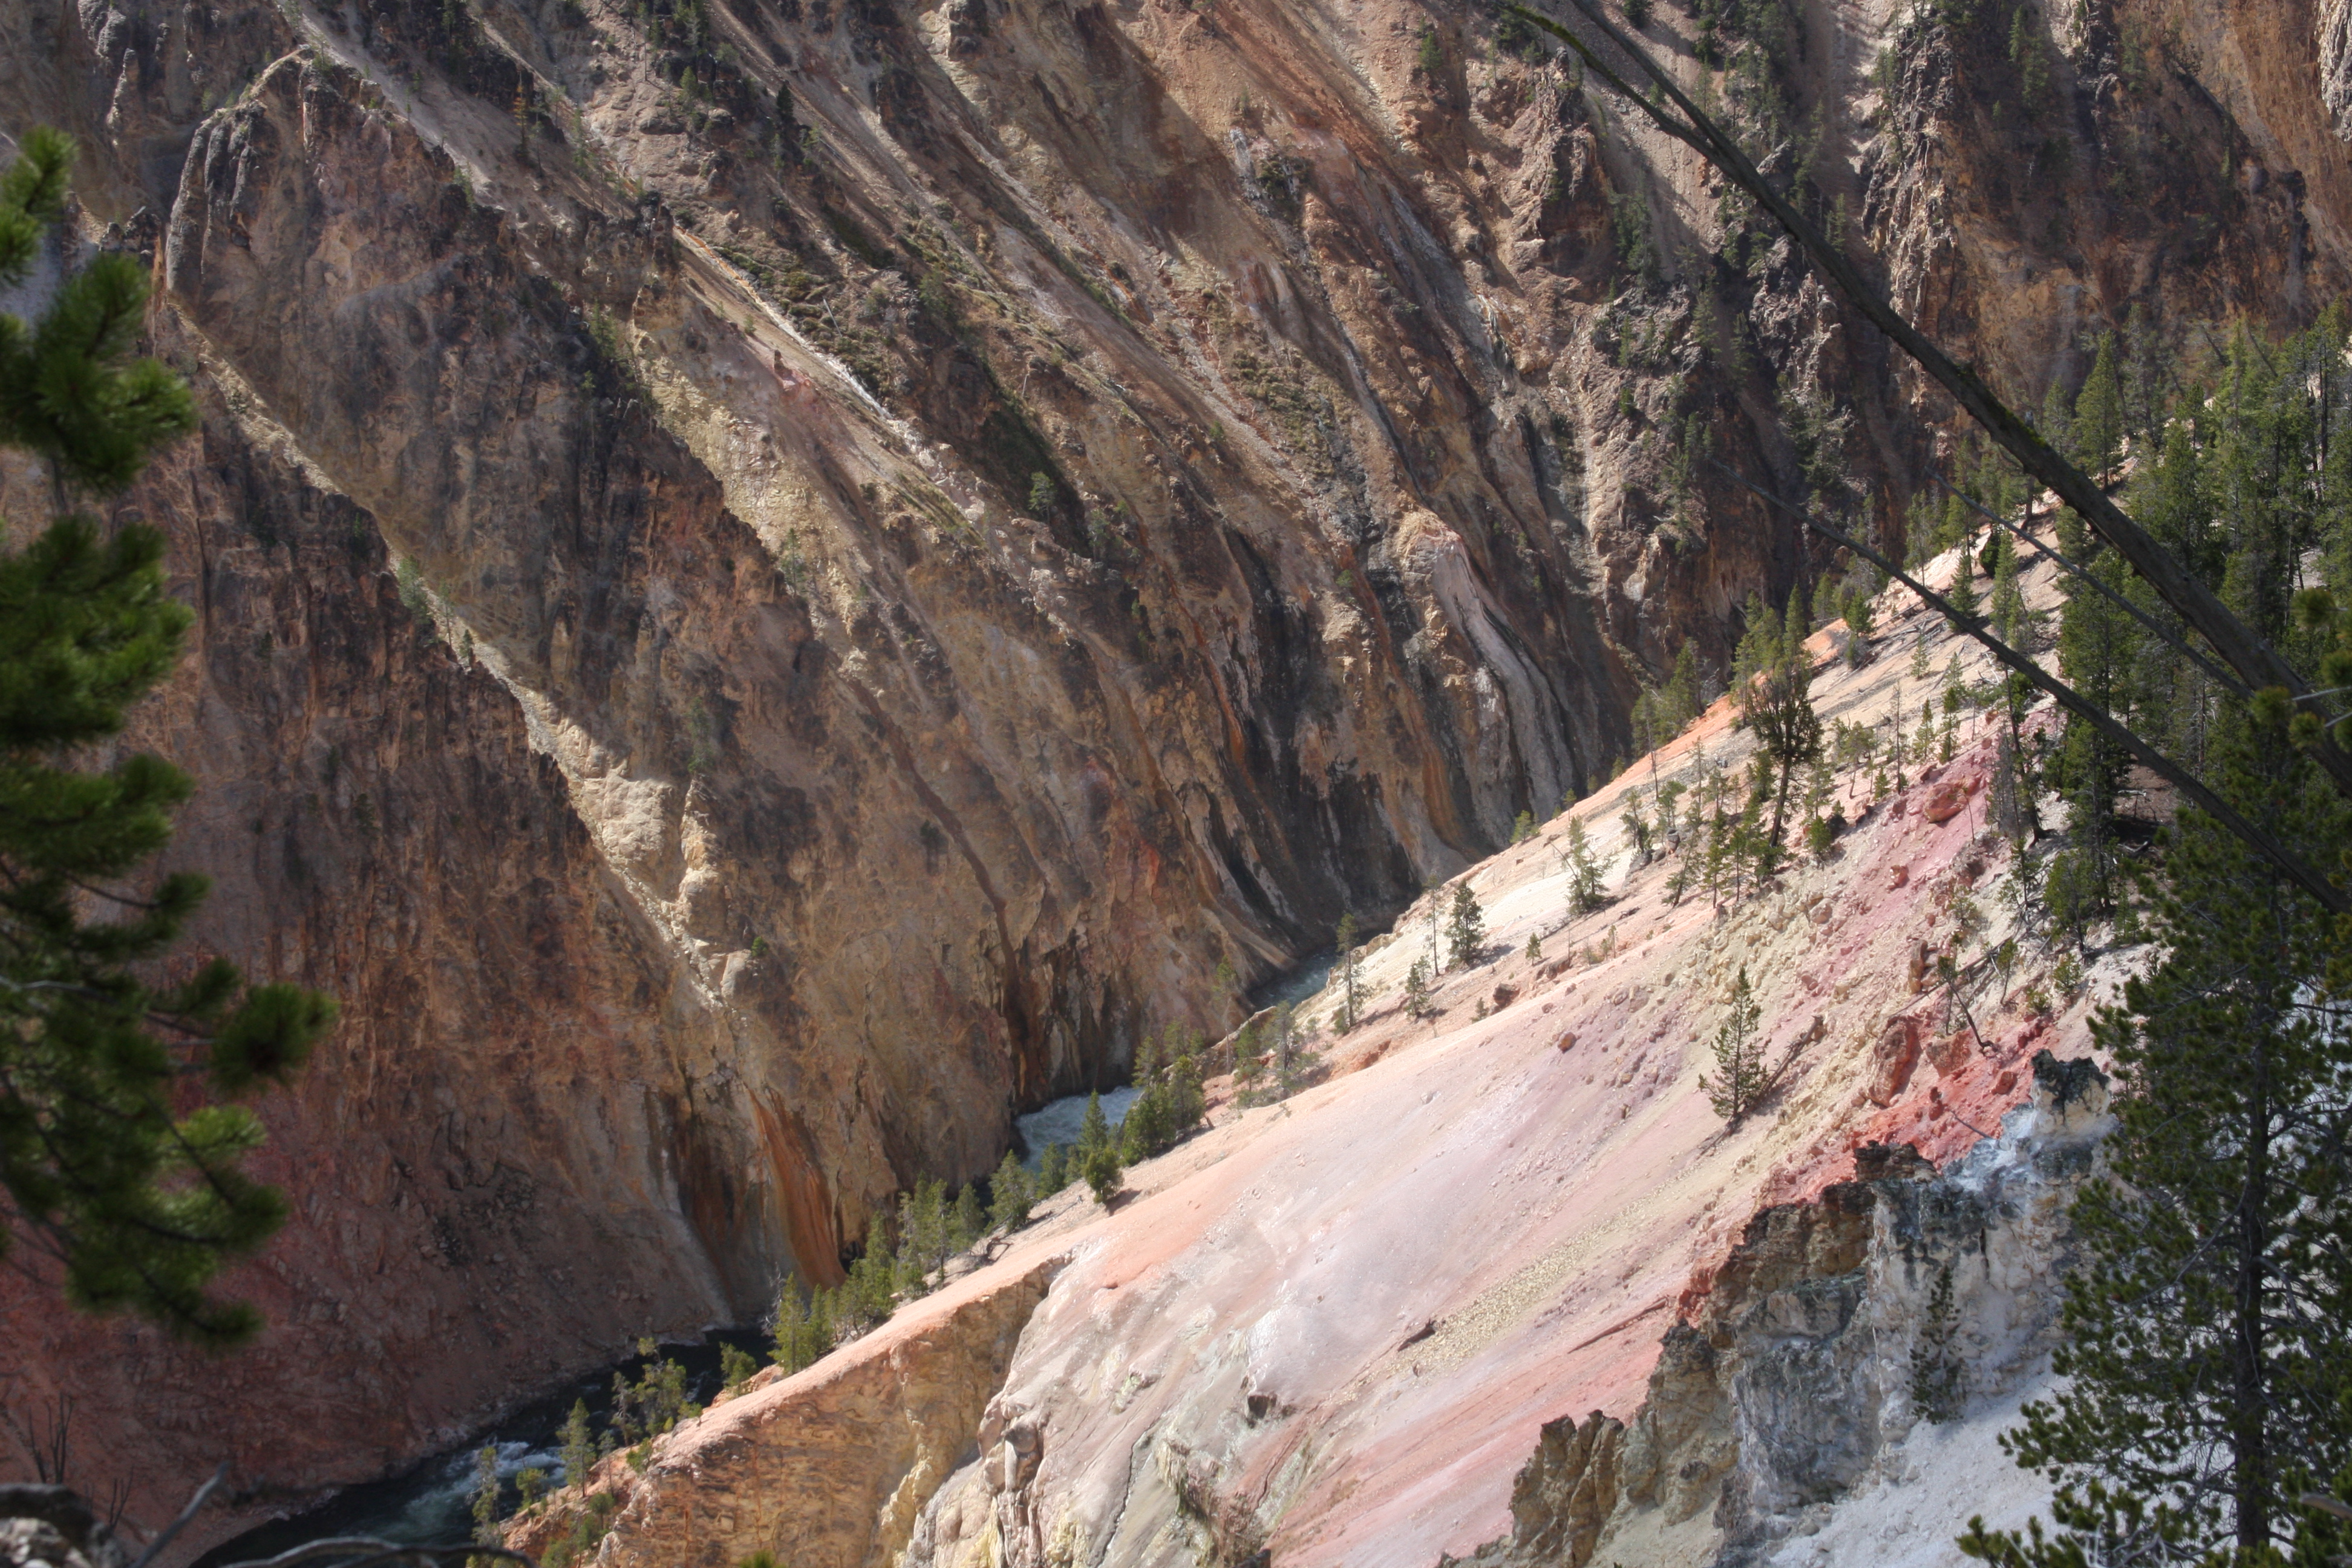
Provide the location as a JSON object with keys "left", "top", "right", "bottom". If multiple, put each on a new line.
{"left": 504, "top": 547, "right": 2114, "bottom": 1568}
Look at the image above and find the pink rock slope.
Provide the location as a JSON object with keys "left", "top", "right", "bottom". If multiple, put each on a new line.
{"left": 525, "top": 556, "right": 2105, "bottom": 1568}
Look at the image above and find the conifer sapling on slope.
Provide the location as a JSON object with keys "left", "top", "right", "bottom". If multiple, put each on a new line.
{"left": 1232, "top": 1017, "right": 1266, "bottom": 1103}
{"left": 988, "top": 1149, "right": 1033, "bottom": 1231}
{"left": 1564, "top": 817, "right": 1606, "bottom": 915}
{"left": 1699, "top": 966, "right": 1782, "bottom": 1125}
{"left": 1077, "top": 1091, "right": 1124, "bottom": 1203}
{"left": 1336, "top": 911, "right": 1362, "bottom": 1031}
{"left": 0, "top": 128, "right": 338, "bottom": 1347}
{"left": 951, "top": 1182, "right": 985, "bottom": 1252}
{"left": 470, "top": 1444, "right": 502, "bottom": 1547}
{"left": 1073, "top": 1088, "right": 1126, "bottom": 1203}
{"left": 1446, "top": 881, "right": 1485, "bottom": 967}
{"left": 558, "top": 1399, "right": 595, "bottom": 1490}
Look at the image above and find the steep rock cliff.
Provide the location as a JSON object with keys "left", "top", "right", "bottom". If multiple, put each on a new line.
{"left": 503, "top": 562, "right": 2125, "bottom": 1568}
{"left": 1454, "top": 1051, "right": 2111, "bottom": 1568}
{"left": 0, "top": 0, "right": 2341, "bottom": 1540}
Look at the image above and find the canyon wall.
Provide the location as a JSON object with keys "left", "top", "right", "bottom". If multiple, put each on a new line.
{"left": 494, "top": 564, "right": 2126, "bottom": 1568}
{"left": 0, "top": 0, "right": 2342, "bottom": 1542}
{"left": 1455, "top": 1052, "right": 2110, "bottom": 1568}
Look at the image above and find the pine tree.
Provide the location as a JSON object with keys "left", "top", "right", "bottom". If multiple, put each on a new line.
{"left": 1664, "top": 638, "right": 1703, "bottom": 732}
{"left": 1842, "top": 581, "right": 1877, "bottom": 666}
{"left": 1077, "top": 1091, "right": 1111, "bottom": 1161}
{"left": 1702, "top": 806, "right": 1733, "bottom": 909}
{"left": 1446, "top": 882, "right": 1486, "bottom": 967}
{"left": 1700, "top": 966, "right": 1771, "bottom": 1124}
{"left": 950, "top": 1183, "right": 984, "bottom": 1252}
{"left": 1619, "top": 789, "right": 1654, "bottom": 863}
{"left": 1233, "top": 1018, "right": 1266, "bottom": 1102}
{"left": 846, "top": 1214, "right": 897, "bottom": 1324}
{"left": 558, "top": 1399, "right": 595, "bottom": 1489}
{"left": 1564, "top": 818, "right": 1607, "bottom": 915}
{"left": 2039, "top": 370, "right": 2075, "bottom": 469}
{"left": 1990, "top": 526, "right": 2027, "bottom": 647}
{"left": 771, "top": 1285, "right": 820, "bottom": 1371}
{"left": 0, "top": 128, "right": 336, "bottom": 1347}
{"left": 1733, "top": 590, "right": 1778, "bottom": 687}
{"left": 471, "top": 1444, "right": 503, "bottom": 1549}
{"left": 1962, "top": 713, "right": 2352, "bottom": 1563}
{"left": 988, "top": 1149, "right": 1032, "bottom": 1231}
{"left": 2074, "top": 331, "right": 2126, "bottom": 488}
{"left": 1403, "top": 958, "right": 1432, "bottom": 1021}
{"left": 1947, "top": 549, "right": 1981, "bottom": 626}
{"left": 1082, "top": 1140, "right": 1123, "bottom": 1206}
{"left": 1038, "top": 1142, "right": 1068, "bottom": 1194}
{"left": 1990, "top": 728, "right": 2033, "bottom": 846}
{"left": 2050, "top": 528, "right": 2136, "bottom": 918}
{"left": 1336, "top": 911, "right": 1362, "bottom": 1031}
{"left": 1171, "top": 1031, "right": 1207, "bottom": 1130}
{"left": 1270, "top": 1011, "right": 1301, "bottom": 1098}
{"left": 1740, "top": 586, "right": 1826, "bottom": 861}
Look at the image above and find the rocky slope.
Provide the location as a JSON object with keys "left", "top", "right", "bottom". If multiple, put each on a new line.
{"left": 499, "top": 561, "right": 2129, "bottom": 1568}
{"left": 0, "top": 0, "right": 2339, "bottom": 1541}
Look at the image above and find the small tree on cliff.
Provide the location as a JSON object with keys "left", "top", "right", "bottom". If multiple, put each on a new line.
{"left": 469, "top": 1443, "right": 503, "bottom": 1550}
{"left": 1564, "top": 817, "right": 1606, "bottom": 916}
{"left": 1077, "top": 1091, "right": 1124, "bottom": 1206}
{"left": 1736, "top": 587, "right": 1825, "bottom": 864}
{"left": 1233, "top": 1016, "right": 1267, "bottom": 1102}
{"left": 770, "top": 1284, "right": 828, "bottom": 1374}
{"left": 1335, "top": 912, "right": 1362, "bottom": 1031}
{"left": 988, "top": 1149, "right": 1033, "bottom": 1231}
{"left": 1446, "top": 883, "right": 1486, "bottom": 968}
{"left": 1076, "top": 1090, "right": 1111, "bottom": 1163}
{"left": 558, "top": 1398, "right": 595, "bottom": 1489}
{"left": 950, "top": 1182, "right": 985, "bottom": 1252}
{"left": 0, "top": 129, "right": 336, "bottom": 1347}
{"left": 1699, "top": 966, "right": 1772, "bottom": 1125}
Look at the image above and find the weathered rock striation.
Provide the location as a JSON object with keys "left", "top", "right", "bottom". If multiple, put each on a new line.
{"left": 1455, "top": 1051, "right": 2112, "bottom": 1568}
{"left": 500, "top": 567, "right": 2127, "bottom": 1568}
{"left": 0, "top": 0, "right": 2340, "bottom": 1540}
{"left": 509, "top": 1256, "right": 1059, "bottom": 1568}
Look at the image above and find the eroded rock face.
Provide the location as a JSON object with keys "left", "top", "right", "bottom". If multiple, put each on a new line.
{"left": 447, "top": 564, "right": 2111, "bottom": 1568}
{"left": 508, "top": 1258, "right": 1058, "bottom": 1568}
{"left": 1455, "top": 1053, "right": 2114, "bottom": 1568}
{"left": 0, "top": 0, "right": 2340, "bottom": 1541}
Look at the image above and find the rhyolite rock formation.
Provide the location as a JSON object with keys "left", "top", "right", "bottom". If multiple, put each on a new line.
{"left": 496, "top": 571, "right": 2118, "bottom": 1568}
{"left": 0, "top": 0, "right": 2342, "bottom": 1545}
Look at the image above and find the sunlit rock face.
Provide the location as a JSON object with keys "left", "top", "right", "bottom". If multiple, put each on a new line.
{"left": 499, "top": 572, "right": 2125, "bottom": 1568}
{"left": 0, "top": 0, "right": 2341, "bottom": 1548}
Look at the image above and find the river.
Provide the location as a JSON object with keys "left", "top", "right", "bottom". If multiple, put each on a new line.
{"left": 203, "top": 968, "right": 1327, "bottom": 1562}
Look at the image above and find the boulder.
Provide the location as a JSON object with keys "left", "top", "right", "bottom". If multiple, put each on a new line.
{"left": 1867, "top": 1015, "right": 1924, "bottom": 1106}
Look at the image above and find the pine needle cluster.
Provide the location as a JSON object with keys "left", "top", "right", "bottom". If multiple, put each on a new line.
{"left": 0, "top": 130, "right": 336, "bottom": 1346}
